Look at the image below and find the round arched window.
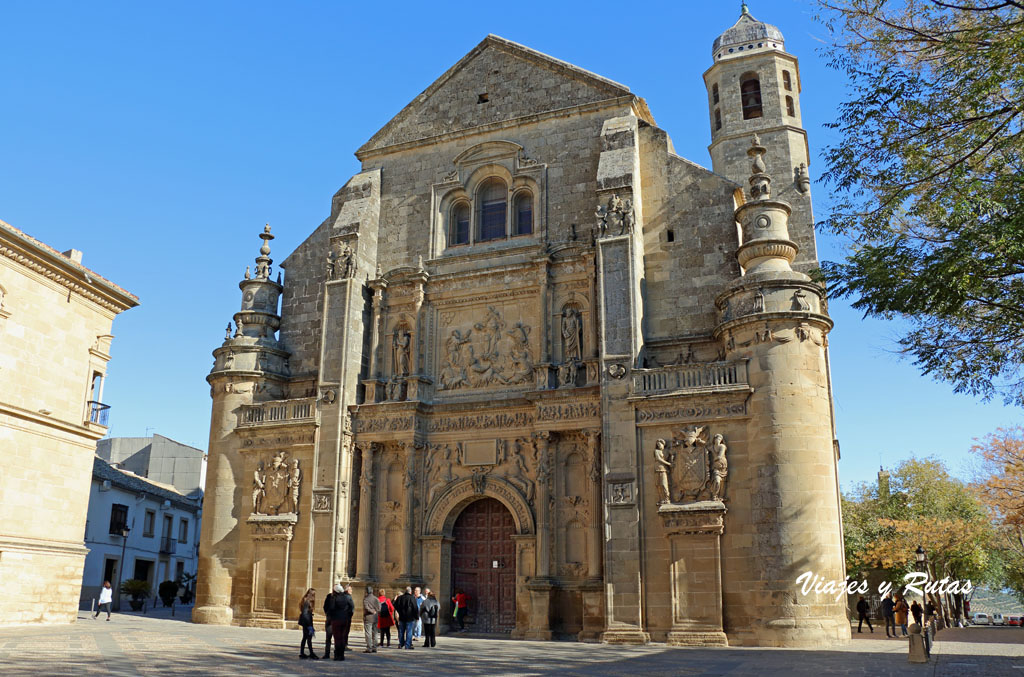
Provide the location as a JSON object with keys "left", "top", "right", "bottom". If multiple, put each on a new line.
{"left": 478, "top": 179, "right": 507, "bottom": 241}
{"left": 514, "top": 191, "right": 533, "bottom": 236}
{"left": 450, "top": 202, "right": 470, "bottom": 245}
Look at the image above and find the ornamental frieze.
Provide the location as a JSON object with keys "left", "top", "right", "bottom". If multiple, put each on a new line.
{"left": 635, "top": 401, "right": 747, "bottom": 425}
{"left": 425, "top": 411, "right": 533, "bottom": 433}
{"left": 353, "top": 416, "right": 415, "bottom": 433}
{"left": 536, "top": 402, "right": 600, "bottom": 422}
{"left": 238, "top": 430, "right": 316, "bottom": 449}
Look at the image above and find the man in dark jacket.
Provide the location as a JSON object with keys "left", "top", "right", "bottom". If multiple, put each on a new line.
{"left": 881, "top": 593, "right": 896, "bottom": 638}
{"left": 327, "top": 584, "right": 355, "bottom": 660}
{"left": 394, "top": 586, "right": 419, "bottom": 650}
{"left": 856, "top": 595, "right": 873, "bottom": 633}
{"left": 322, "top": 586, "right": 336, "bottom": 658}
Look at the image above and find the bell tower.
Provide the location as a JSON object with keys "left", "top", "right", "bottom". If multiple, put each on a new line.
{"left": 704, "top": 3, "right": 816, "bottom": 271}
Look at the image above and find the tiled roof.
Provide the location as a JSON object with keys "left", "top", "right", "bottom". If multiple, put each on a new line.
{"left": 92, "top": 455, "right": 201, "bottom": 512}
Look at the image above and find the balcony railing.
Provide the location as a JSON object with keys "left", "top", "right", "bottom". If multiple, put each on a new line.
{"left": 87, "top": 401, "right": 110, "bottom": 427}
{"left": 238, "top": 397, "right": 317, "bottom": 427}
{"left": 632, "top": 360, "right": 748, "bottom": 396}
{"left": 159, "top": 536, "right": 176, "bottom": 555}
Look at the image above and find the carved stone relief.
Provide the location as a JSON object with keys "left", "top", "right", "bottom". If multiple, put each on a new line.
{"left": 595, "top": 193, "right": 635, "bottom": 237}
{"left": 655, "top": 427, "right": 729, "bottom": 504}
{"left": 437, "top": 305, "right": 534, "bottom": 391}
{"left": 252, "top": 451, "right": 301, "bottom": 515}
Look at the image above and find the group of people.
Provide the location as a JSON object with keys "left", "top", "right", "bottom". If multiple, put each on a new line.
{"left": 297, "top": 584, "right": 448, "bottom": 660}
{"left": 857, "top": 593, "right": 936, "bottom": 642}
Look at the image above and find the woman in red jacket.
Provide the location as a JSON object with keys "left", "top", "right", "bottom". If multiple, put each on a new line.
{"left": 377, "top": 588, "right": 396, "bottom": 648}
{"left": 452, "top": 589, "right": 468, "bottom": 632}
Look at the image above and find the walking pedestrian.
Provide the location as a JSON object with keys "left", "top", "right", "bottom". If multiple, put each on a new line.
{"left": 420, "top": 588, "right": 440, "bottom": 647}
{"left": 394, "top": 586, "right": 419, "bottom": 649}
{"left": 322, "top": 585, "right": 336, "bottom": 659}
{"left": 377, "top": 588, "right": 395, "bottom": 648}
{"left": 413, "top": 585, "right": 424, "bottom": 642}
{"left": 298, "top": 588, "right": 319, "bottom": 660}
{"left": 855, "top": 595, "right": 873, "bottom": 633}
{"left": 881, "top": 593, "right": 896, "bottom": 638}
{"left": 327, "top": 583, "right": 354, "bottom": 660}
{"left": 362, "top": 586, "right": 380, "bottom": 653}
{"left": 452, "top": 588, "right": 468, "bottom": 632}
{"left": 93, "top": 581, "right": 113, "bottom": 621}
{"left": 894, "top": 594, "right": 910, "bottom": 637}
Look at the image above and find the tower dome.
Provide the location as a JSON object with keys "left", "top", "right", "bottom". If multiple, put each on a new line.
{"left": 712, "top": 3, "right": 785, "bottom": 60}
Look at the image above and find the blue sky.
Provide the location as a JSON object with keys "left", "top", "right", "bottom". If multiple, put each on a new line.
{"left": 1, "top": 1, "right": 1016, "bottom": 489}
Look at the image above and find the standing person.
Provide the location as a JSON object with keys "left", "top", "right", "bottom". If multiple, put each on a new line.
{"left": 420, "top": 588, "right": 440, "bottom": 648}
{"left": 322, "top": 585, "right": 336, "bottom": 660}
{"left": 93, "top": 581, "right": 113, "bottom": 621}
{"left": 910, "top": 599, "right": 923, "bottom": 626}
{"left": 362, "top": 586, "right": 380, "bottom": 653}
{"left": 452, "top": 588, "right": 468, "bottom": 632}
{"left": 894, "top": 594, "right": 910, "bottom": 637}
{"left": 377, "top": 588, "right": 395, "bottom": 648}
{"left": 413, "top": 585, "right": 424, "bottom": 643}
{"left": 327, "top": 583, "right": 355, "bottom": 661}
{"left": 855, "top": 595, "right": 873, "bottom": 633}
{"left": 394, "top": 586, "right": 419, "bottom": 649}
{"left": 881, "top": 593, "right": 896, "bottom": 638}
{"left": 298, "top": 588, "right": 319, "bottom": 660}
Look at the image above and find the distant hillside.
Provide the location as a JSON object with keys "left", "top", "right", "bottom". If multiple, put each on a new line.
{"left": 967, "top": 587, "right": 1024, "bottom": 616}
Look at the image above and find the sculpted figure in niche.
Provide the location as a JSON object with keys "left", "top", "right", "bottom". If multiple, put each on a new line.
{"left": 325, "top": 251, "right": 335, "bottom": 280}
{"left": 561, "top": 306, "right": 582, "bottom": 362}
{"left": 393, "top": 328, "right": 411, "bottom": 377}
{"left": 653, "top": 439, "right": 673, "bottom": 505}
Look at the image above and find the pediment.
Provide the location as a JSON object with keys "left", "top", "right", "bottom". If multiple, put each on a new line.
{"left": 357, "top": 35, "right": 637, "bottom": 157}
{"left": 453, "top": 140, "right": 523, "bottom": 167}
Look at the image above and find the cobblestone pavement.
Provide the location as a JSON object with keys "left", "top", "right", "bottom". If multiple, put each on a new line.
{"left": 1, "top": 608, "right": 1021, "bottom": 676}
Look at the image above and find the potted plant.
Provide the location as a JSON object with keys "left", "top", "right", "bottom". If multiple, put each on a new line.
{"left": 120, "top": 579, "right": 150, "bottom": 611}
{"left": 158, "top": 580, "right": 179, "bottom": 607}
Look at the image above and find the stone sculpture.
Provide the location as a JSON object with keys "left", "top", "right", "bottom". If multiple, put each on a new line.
{"left": 437, "top": 308, "right": 535, "bottom": 390}
{"left": 338, "top": 246, "right": 354, "bottom": 279}
{"left": 252, "top": 452, "right": 302, "bottom": 515}
{"left": 595, "top": 193, "right": 635, "bottom": 236}
{"left": 394, "top": 328, "right": 411, "bottom": 377}
{"left": 653, "top": 439, "right": 673, "bottom": 505}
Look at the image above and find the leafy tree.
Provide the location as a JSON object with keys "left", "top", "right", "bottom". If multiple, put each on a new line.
{"left": 971, "top": 426, "right": 1024, "bottom": 603}
{"left": 843, "top": 457, "right": 996, "bottom": 624}
{"left": 817, "top": 0, "right": 1024, "bottom": 405}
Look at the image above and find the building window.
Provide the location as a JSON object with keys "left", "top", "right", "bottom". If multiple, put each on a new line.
{"left": 513, "top": 191, "right": 533, "bottom": 236}
{"left": 714, "top": 108, "right": 722, "bottom": 130}
{"left": 178, "top": 518, "right": 189, "bottom": 544}
{"left": 740, "top": 74, "right": 763, "bottom": 120}
{"left": 786, "top": 95, "right": 795, "bottom": 117}
{"left": 143, "top": 510, "right": 155, "bottom": 537}
{"left": 782, "top": 70, "right": 792, "bottom": 91}
{"left": 477, "top": 179, "right": 507, "bottom": 242}
{"left": 450, "top": 202, "right": 470, "bottom": 246}
{"left": 109, "top": 504, "right": 128, "bottom": 534}
{"left": 712, "top": 83, "right": 719, "bottom": 104}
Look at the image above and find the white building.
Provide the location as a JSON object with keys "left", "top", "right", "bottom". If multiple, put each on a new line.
{"left": 80, "top": 455, "right": 203, "bottom": 609}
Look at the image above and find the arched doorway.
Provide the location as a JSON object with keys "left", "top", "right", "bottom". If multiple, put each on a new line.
{"left": 451, "top": 497, "right": 516, "bottom": 633}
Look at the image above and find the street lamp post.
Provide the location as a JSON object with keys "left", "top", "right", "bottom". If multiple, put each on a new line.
{"left": 916, "top": 545, "right": 931, "bottom": 655}
{"left": 115, "top": 527, "right": 130, "bottom": 611}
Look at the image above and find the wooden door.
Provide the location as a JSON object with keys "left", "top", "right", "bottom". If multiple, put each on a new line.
{"left": 451, "top": 497, "right": 516, "bottom": 633}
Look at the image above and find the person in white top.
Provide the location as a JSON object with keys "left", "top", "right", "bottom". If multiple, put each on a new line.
{"left": 94, "top": 581, "right": 113, "bottom": 621}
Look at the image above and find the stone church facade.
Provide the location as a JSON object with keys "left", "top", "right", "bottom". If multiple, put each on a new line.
{"left": 194, "top": 8, "right": 850, "bottom": 647}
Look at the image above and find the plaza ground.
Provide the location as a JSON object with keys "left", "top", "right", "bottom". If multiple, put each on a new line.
{"left": 3, "top": 605, "right": 1022, "bottom": 676}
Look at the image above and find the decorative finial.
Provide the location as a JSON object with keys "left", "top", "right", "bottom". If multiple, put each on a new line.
{"left": 417, "top": 255, "right": 424, "bottom": 270}
{"left": 277, "top": 271, "right": 282, "bottom": 284}
{"left": 244, "top": 266, "right": 251, "bottom": 280}
{"left": 254, "top": 224, "right": 275, "bottom": 279}
{"left": 225, "top": 323, "right": 232, "bottom": 340}
{"left": 741, "top": 1, "right": 749, "bottom": 15}
{"left": 747, "top": 135, "right": 771, "bottom": 200}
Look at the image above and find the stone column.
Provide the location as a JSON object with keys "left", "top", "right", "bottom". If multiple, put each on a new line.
{"left": 400, "top": 442, "right": 417, "bottom": 579}
{"left": 582, "top": 429, "right": 602, "bottom": 581}
{"left": 355, "top": 442, "right": 376, "bottom": 580}
{"left": 525, "top": 431, "right": 554, "bottom": 640}
{"left": 659, "top": 502, "right": 728, "bottom": 646}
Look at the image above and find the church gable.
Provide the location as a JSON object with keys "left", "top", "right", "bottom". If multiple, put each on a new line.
{"left": 357, "top": 35, "right": 635, "bottom": 156}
